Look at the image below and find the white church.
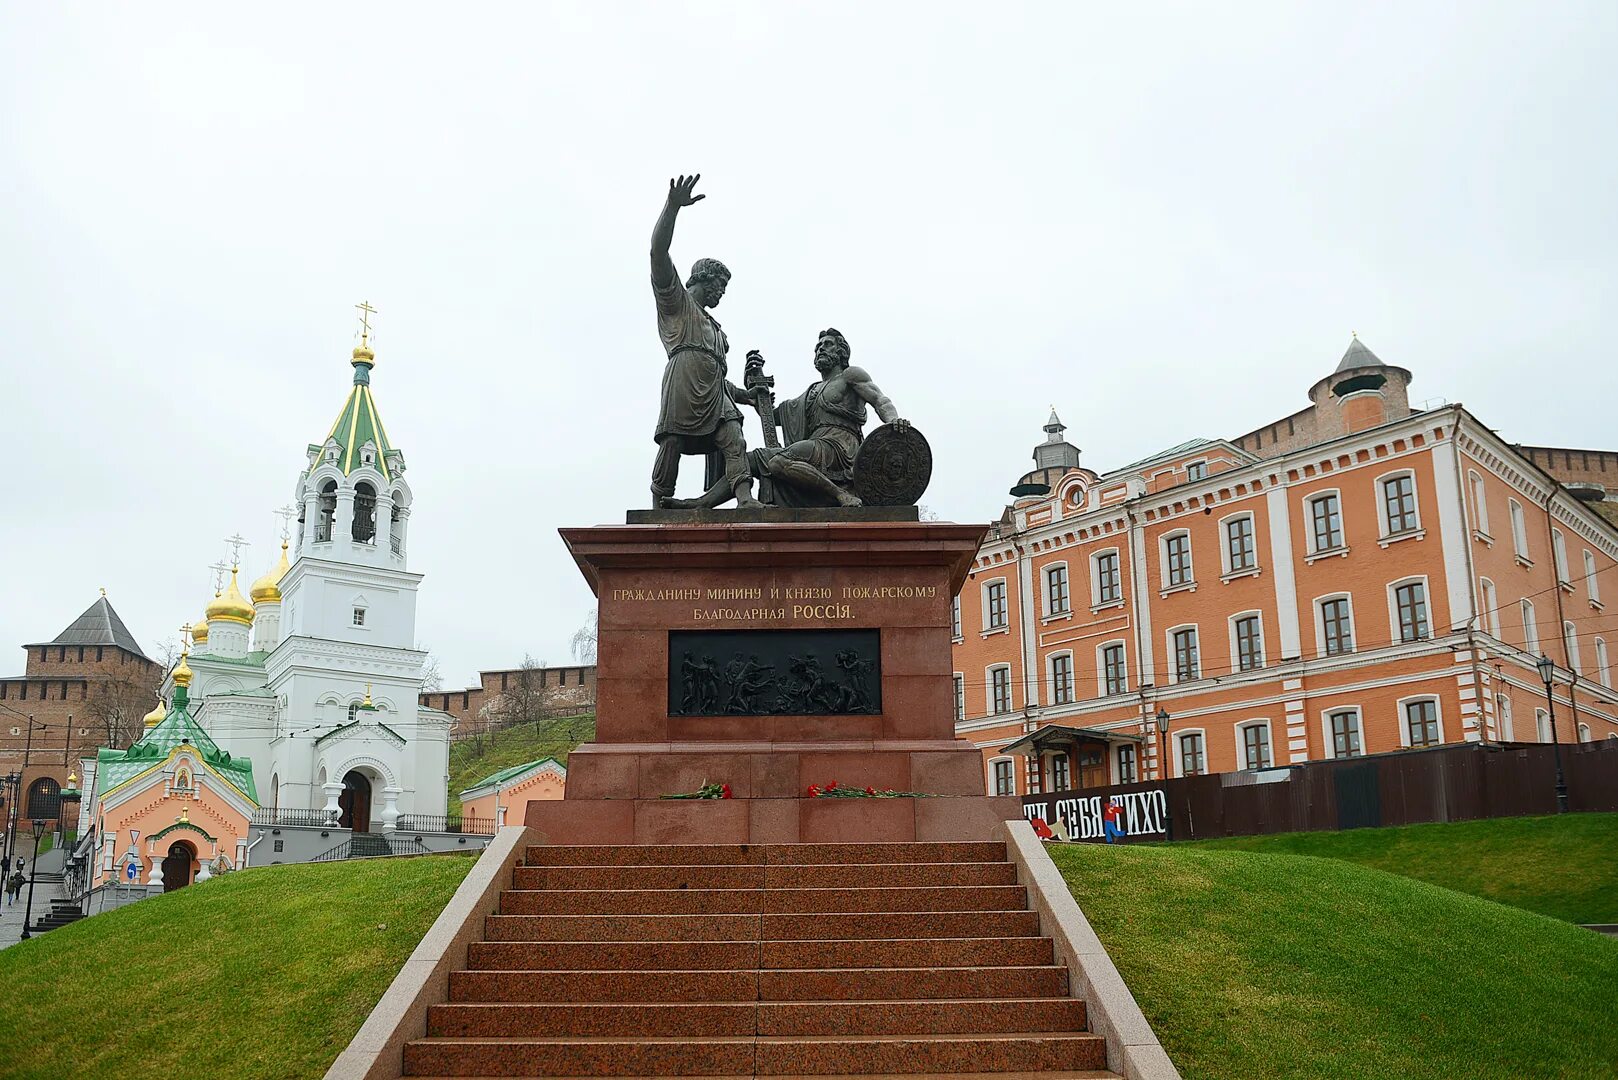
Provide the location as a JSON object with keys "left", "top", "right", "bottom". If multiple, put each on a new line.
{"left": 165, "top": 324, "right": 451, "bottom": 834}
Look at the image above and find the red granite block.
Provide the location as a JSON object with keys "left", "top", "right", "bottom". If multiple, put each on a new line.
{"left": 758, "top": 841, "right": 1006, "bottom": 865}
{"left": 750, "top": 752, "right": 802, "bottom": 799}
{"left": 757, "top": 965, "right": 1067, "bottom": 1001}
{"left": 663, "top": 714, "right": 770, "bottom": 742}
{"left": 761, "top": 885, "right": 1027, "bottom": 914}
{"left": 760, "top": 936, "right": 1053, "bottom": 970}
{"left": 512, "top": 864, "right": 765, "bottom": 890}
{"left": 799, "top": 798, "right": 915, "bottom": 844}
{"left": 633, "top": 799, "right": 751, "bottom": 845}
{"left": 759, "top": 714, "right": 883, "bottom": 742}
{"left": 500, "top": 888, "right": 765, "bottom": 916}
{"left": 880, "top": 675, "right": 957, "bottom": 740}
{"left": 448, "top": 968, "right": 758, "bottom": 1003}
{"left": 753, "top": 1031, "right": 1107, "bottom": 1074}
{"left": 428, "top": 1001, "right": 758, "bottom": 1038}
{"left": 550, "top": 750, "right": 641, "bottom": 800}
{"left": 909, "top": 752, "right": 992, "bottom": 797}
{"left": 484, "top": 913, "right": 764, "bottom": 942}
{"left": 593, "top": 676, "right": 670, "bottom": 743}
{"left": 756, "top": 997, "right": 1087, "bottom": 1036}
{"left": 914, "top": 796, "right": 1025, "bottom": 842}
{"left": 880, "top": 625, "right": 954, "bottom": 676}
{"left": 761, "top": 911, "right": 1041, "bottom": 942}
{"left": 747, "top": 798, "right": 802, "bottom": 844}
{"left": 524, "top": 843, "right": 766, "bottom": 866}
{"left": 467, "top": 940, "right": 761, "bottom": 971}
{"left": 796, "top": 751, "right": 912, "bottom": 793}
{"left": 763, "top": 862, "right": 1017, "bottom": 889}
{"left": 525, "top": 800, "right": 635, "bottom": 845}
{"left": 403, "top": 1033, "right": 758, "bottom": 1076}
{"left": 638, "top": 753, "right": 757, "bottom": 799}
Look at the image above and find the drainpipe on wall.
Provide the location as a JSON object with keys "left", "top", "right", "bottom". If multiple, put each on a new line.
{"left": 1123, "top": 504, "right": 1156, "bottom": 776}
{"left": 1447, "top": 406, "right": 1490, "bottom": 744}
{"left": 1541, "top": 482, "right": 1585, "bottom": 740}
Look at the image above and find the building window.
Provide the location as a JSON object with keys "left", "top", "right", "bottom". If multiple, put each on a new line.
{"left": 1172, "top": 627, "right": 1200, "bottom": 681}
{"left": 1552, "top": 529, "right": 1570, "bottom": 584}
{"left": 991, "top": 758, "right": 1015, "bottom": 796}
{"left": 1320, "top": 597, "right": 1354, "bottom": 655}
{"left": 352, "top": 608, "right": 366, "bottom": 627}
{"left": 1186, "top": 460, "right": 1208, "bottom": 481}
{"left": 1564, "top": 621, "right": 1581, "bottom": 674}
{"left": 1101, "top": 642, "right": 1127, "bottom": 696}
{"left": 984, "top": 580, "right": 1008, "bottom": 631}
{"left": 348, "top": 703, "right": 361, "bottom": 723}
{"left": 1241, "top": 723, "right": 1272, "bottom": 770}
{"left": 1596, "top": 638, "right": 1611, "bottom": 689}
{"left": 1381, "top": 474, "right": 1419, "bottom": 535}
{"left": 1045, "top": 564, "right": 1070, "bottom": 616}
{"left": 1509, "top": 499, "right": 1529, "bottom": 559}
{"left": 1498, "top": 694, "right": 1515, "bottom": 741}
{"left": 1535, "top": 708, "right": 1552, "bottom": 742}
{"left": 1394, "top": 581, "right": 1429, "bottom": 642}
{"left": 1178, "top": 732, "right": 1207, "bottom": 776}
{"left": 953, "top": 674, "right": 965, "bottom": 722}
{"left": 1164, "top": 532, "right": 1193, "bottom": 587}
{"left": 1578, "top": 723, "right": 1591, "bottom": 743}
{"left": 1117, "top": 745, "right": 1137, "bottom": 784}
{"left": 1234, "top": 615, "right": 1264, "bottom": 672}
{"left": 1050, "top": 653, "right": 1075, "bottom": 705}
{"left": 1586, "top": 551, "right": 1601, "bottom": 605}
{"left": 951, "top": 596, "right": 962, "bottom": 639}
{"left": 1330, "top": 710, "right": 1362, "bottom": 758}
{"left": 1052, "top": 755, "right": 1071, "bottom": 792}
{"left": 1310, "top": 493, "right": 1344, "bottom": 552}
{"left": 1521, "top": 599, "right": 1539, "bottom": 653}
{"left": 1224, "top": 515, "right": 1256, "bottom": 573}
{"left": 1469, "top": 470, "right": 1490, "bottom": 535}
{"left": 1405, "top": 699, "right": 1440, "bottom": 747}
{"left": 1094, "top": 550, "right": 1122, "bottom": 605}
{"left": 990, "top": 666, "right": 1012, "bottom": 714}
{"left": 1480, "top": 577, "right": 1499, "bottom": 636}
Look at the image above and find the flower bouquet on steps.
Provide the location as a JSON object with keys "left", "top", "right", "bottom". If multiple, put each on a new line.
{"left": 806, "top": 780, "right": 936, "bottom": 798}
{"left": 660, "top": 781, "right": 733, "bottom": 799}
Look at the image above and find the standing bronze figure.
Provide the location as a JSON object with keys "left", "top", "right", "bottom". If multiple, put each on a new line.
{"left": 648, "top": 174, "right": 760, "bottom": 509}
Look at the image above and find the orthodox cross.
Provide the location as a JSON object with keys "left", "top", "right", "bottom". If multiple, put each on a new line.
{"left": 275, "top": 505, "right": 297, "bottom": 543}
{"left": 179, "top": 621, "right": 194, "bottom": 647}
{"left": 224, "top": 533, "right": 250, "bottom": 570}
{"left": 208, "top": 561, "right": 229, "bottom": 594}
{"left": 356, "top": 300, "right": 377, "bottom": 347}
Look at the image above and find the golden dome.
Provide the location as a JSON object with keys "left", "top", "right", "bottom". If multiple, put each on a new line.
{"left": 205, "top": 568, "right": 255, "bottom": 626}
{"left": 143, "top": 697, "right": 167, "bottom": 727}
{"left": 250, "top": 541, "right": 291, "bottom": 605}
{"left": 190, "top": 614, "right": 210, "bottom": 645}
{"left": 352, "top": 344, "right": 375, "bottom": 364}
{"left": 172, "top": 653, "right": 194, "bottom": 689}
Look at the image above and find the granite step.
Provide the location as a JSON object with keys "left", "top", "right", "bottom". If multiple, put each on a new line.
{"left": 466, "top": 937, "right": 1054, "bottom": 972}
{"left": 761, "top": 937, "right": 1054, "bottom": 969}
{"left": 761, "top": 911, "right": 1041, "bottom": 941}
{"left": 402, "top": 1035, "right": 754, "bottom": 1077}
{"left": 759, "top": 966, "right": 1068, "bottom": 1002}
{"left": 523, "top": 842, "right": 1009, "bottom": 867}
{"left": 758, "top": 999, "right": 1088, "bottom": 1037}
{"left": 498, "top": 885, "right": 1027, "bottom": 916}
{"left": 755, "top": 1032, "right": 1109, "bottom": 1075}
{"left": 509, "top": 862, "right": 1019, "bottom": 891}
{"left": 448, "top": 969, "right": 759, "bottom": 1004}
{"left": 403, "top": 1073, "right": 1117, "bottom": 1080}
{"left": 484, "top": 913, "right": 763, "bottom": 942}
{"left": 482, "top": 910, "right": 1043, "bottom": 942}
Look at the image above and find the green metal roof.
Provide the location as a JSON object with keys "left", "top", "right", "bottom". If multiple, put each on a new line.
{"left": 460, "top": 756, "right": 565, "bottom": 799}
{"left": 315, "top": 358, "right": 397, "bottom": 478}
{"left": 96, "top": 686, "right": 258, "bottom": 804}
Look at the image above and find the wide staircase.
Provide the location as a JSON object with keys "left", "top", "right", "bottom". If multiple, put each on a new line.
{"left": 403, "top": 839, "right": 1117, "bottom": 1079}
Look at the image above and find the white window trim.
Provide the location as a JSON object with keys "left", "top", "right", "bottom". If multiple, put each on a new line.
{"left": 987, "top": 755, "right": 1018, "bottom": 797}
{"left": 1577, "top": 722, "right": 1591, "bottom": 743}
{"left": 1508, "top": 498, "right": 1530, "bottom": 562}
{"left": 1305, "top": 488, "right": 1346, "bottom": 556}
{"left": 952, "top": 672, "right": 966, "bottom": 722}
{"left": 1041, "top": 561, "right": 1072, "bottom": 620}
{"left": 1386, "top": 575, "right": 1433, "bottom": 644}
{"left": 1321, "top": 706, "right": 1364, "bottom": 759}
{"left": 1313, "top": 592, "right": 1358, "bottom": 658}
{"left": 951, "top": 596, "right": 963, "bottom": 642}
{"left": 1095, "top": 638, "right": 1129, "bottom": 697}
{"left": 1374, "top": 467, "right": 1424, "bottom": 544}
{"left": 1174, "top": 728, "right": 1208, "bottom": 777}
{"left": 1236, "top": 718, "right": 1275, "bottom": 771}
{"left": 1468, "top": 469, "right": 1491, "bottom": 540}
{"left": 1227, "top": 610, "right": 1266, "bottom": 672}
{"left": 1563, "top": 620, "right": 1582, "bottom": 674}
{"left": 1090, "top": 547, "right": 1124, "bottom": 609}
{"left": 1160, "top": 529, "right": 1196, "bottom": 593}
{"left": 1114, "top": 742, "right": 1139, "bottom": 785}
{"left": 1165, "top": 623, "right": 1201, "bottom": 684}
{"left": 1521, "top": 598, "right": 1540, "bottom": 654}
{"left": 986, "top": 663, "right": 1013, "bottom": 715}
{"left": 1479, "top": 577, "right": 1499, "bottom": 637}
{"left": 1595, "top": 637, "right": 1611, "bottom": 689}
{"left": 1185, "top": 459, "right": 1209, "bottom": 481}
{"left": 980, "top": 577, "right": 1009, "bottom": 634}
{"left": 1552, "top": 529, "right": 1571, "bottom": 588}
{"left": 1397, "top": 693, "right": 1445, "bottom": 748}
{"left": 1497, "top": 694, "right": 1514, "bottom": 741}
{"left": 1047, "top": 650, "right": 1076, "bottom": 706}
{"left": 1534, "top": 707, "right": 1552, "bottom": 743}
{"left": 1218, "top": 510, "right": 1259, "bottom": 578}
{"left": 1584, "top": 550, "right": 1603, "bottom": 609}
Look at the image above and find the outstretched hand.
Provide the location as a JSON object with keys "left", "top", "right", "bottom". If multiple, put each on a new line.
{"left": 668, "top": 174, "right": 705, "bottom": 208}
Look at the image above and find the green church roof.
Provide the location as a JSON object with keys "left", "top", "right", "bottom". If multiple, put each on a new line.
{"left": 97, "top": 684, "right": 257, "bottom": 804}
{"left": 314, "top": 351, "right": 397, "bottom": 478}
{"left": 460, "top": 756, "right": 565, "bottom": 799}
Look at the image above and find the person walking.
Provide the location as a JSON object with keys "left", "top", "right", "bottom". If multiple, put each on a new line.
{"left": 4, "top": 867, "right": 23, "bottom": 906}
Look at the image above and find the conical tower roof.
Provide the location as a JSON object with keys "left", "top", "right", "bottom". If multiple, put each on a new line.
{"left": 1335, "top": 336, "right": 1385, "bottom": 372}
{"left": 316, "top": 342, "right": 397, "bottom": 478}
{"left": 31, "top": 594, "right": 147, "bottom": 659}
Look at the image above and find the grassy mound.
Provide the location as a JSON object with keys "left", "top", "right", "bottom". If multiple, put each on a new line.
{"left": 1051, "top": 843, "right": 1618, "bottom": 1080}
{"left": 0, "top": 854, "right": 474, "bottom": 1080}
{"left": 448, "top": 712, "right": 595, "bottom": 810}
{"left": 1189, "top": 812, "right": 1617, "bottom": 923}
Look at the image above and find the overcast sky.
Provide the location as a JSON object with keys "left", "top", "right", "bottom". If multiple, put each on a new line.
{"left": 3, "top": 3, "right": 1615, "bottom": 689}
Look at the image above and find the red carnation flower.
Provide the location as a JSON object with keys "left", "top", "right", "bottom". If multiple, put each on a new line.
{"left": 865, "top": 786, "right": 876, "bottom": 796}
{"left": 721, "top": 784, "right": 733, "bottom": 799}
{"left": 828, "top": 780, "right": 838, "bottom": 790}
{"left": 807, "top": 785, "right": 822, "bottom": 798}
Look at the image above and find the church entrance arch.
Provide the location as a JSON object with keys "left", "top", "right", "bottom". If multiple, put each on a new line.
{"left": 339, "top": 770, "right": 373, "bottom": 833}
{"left": 162, "top": 841, "right": 196, "bottom": 892}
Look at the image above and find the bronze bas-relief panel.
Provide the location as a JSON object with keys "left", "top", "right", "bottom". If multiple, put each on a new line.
{"left": 669, "top": 629, "right": 881, "bottom": 716}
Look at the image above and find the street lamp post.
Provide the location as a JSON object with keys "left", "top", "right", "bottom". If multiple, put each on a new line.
{"left": 1154, "top": 708, "right": 1173, "bottom": 842}
{"left": 1536, "top": 654, "right": 1570, "bottom": 813}
{"left": 19, "top": 819, "right": 45, "bottom": 941}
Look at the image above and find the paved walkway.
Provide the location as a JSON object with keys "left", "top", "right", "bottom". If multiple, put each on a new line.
{"left": 0, "top": 844, "right": 67, "bottom": 950}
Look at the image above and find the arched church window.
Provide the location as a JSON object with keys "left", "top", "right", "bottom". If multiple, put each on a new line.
{"left": 353, "top": 482, "right": 378, "bottom": 544}
{"left": 317, "top": 481, "right": 337, "bottom": 542}
{"left": 348, "top": 703, "right": 361, "bottom": 723}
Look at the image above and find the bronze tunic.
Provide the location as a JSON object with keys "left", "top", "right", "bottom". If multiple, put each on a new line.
{"left": 653, "top": 277, "right": 741, "bottom": 442}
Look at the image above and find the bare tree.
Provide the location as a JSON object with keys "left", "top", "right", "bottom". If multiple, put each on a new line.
{"left": 417, "top": 646, "right": 443, "bottom": 692}
{"left": 86, "top": 673, "right": 159, "bottom": 750}
{"left": 570, "top": 608, "right": 598, "bottom": 665}
{"left": 489, "top": 653, "right": 547, "bottom": 735}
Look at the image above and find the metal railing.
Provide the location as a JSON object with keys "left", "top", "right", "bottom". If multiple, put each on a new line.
{"left": 250, "top": 807, "right": 332, "bottom": 827}
{"left": 395, "top": 813, "right": 497, "bottom": 836}
{"left": 313, "top": 522, "right": 332, "bottom": 543}
{"left": 390, "top": 534, "right": 403, "bottom": 555}
{"left": 311, "top": 835, "right": 431, "bottom": 862}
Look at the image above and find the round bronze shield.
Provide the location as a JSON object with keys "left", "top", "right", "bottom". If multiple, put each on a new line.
{"left": 850, "top": 424, "right": 933, "bottom": 506}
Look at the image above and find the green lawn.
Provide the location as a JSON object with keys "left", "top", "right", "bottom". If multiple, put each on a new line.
{"left": 0, "top": 854, "right": 474, "bottom": 1080}
{"left": 1188, "top": 813, "right": 1618, "bottom": 924}
{"left": 1052, "top": 843, "right": 1618, "bottom": 1080}
{"left": 447, "top": 712, "right": 595, "bottom": 811}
